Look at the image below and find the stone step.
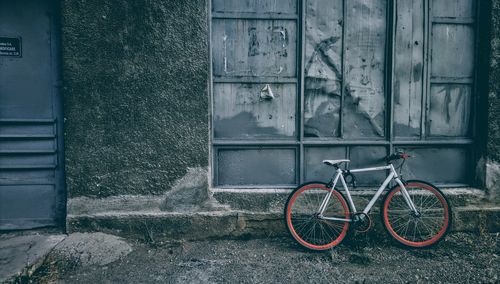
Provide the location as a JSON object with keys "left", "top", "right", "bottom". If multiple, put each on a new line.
{"left": 67, "top": 205, "right": 500, "bottom": 243}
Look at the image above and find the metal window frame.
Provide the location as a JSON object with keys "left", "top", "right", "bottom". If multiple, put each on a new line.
{"left": 209, "top": 0, "right": 480, "bottom": 189}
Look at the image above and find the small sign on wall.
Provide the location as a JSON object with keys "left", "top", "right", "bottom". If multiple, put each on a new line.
{"left": 0, "top": 37, "right": 22, "bottom": 57}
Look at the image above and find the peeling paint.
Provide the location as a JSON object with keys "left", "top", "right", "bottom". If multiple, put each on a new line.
{"left": 212, "top": 19, "right": 296, "bottom": 77}
{"left": 213, "top": 83, "right": 296, "bottom": 138}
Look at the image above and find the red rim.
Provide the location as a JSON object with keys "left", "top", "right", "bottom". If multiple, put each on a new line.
{"left": 383, "top": 182, "right": 450, "bottom": 247}
{"left": 286, "top": 184, "right": 350, "bottom": 250}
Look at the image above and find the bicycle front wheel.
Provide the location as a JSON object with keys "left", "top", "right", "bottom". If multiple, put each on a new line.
{"left": 285, "top": 182, "right": 350, "bottom": 250}
{"left": 382, "top": 180, "right": 451, "bottom": 248}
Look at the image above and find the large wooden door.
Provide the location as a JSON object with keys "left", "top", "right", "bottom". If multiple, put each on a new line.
{"left": 211, "top": 0, "right": 477, "bottom": 188}
{"left": 0, "top": 0, "right": 65, "bottom": 229}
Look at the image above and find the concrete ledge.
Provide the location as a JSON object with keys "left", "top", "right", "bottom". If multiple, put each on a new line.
{"left": 68, "top": 188, "right": 487, "bottom": 215}
{"left": 212, "top": 188, "right": 487, "bottom": 212}
{"left": 67, "top": 206, "right": 500, "bottom": 242}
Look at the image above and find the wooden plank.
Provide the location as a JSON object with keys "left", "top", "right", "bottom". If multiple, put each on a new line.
{"left": 343, "top": 0, "right": 387, "bottom": 138}
{"left": 393, "top": 0, "right": 424, "bottom": 138}
{"left": 212, "top": 19, "right": 297, "bottom": 78}
{"left": 213, "top": 83, "right": 297, "bottom": 138}
{"left": 303, "top": 0, "right": 343, "bottom": 138}
{"left": 428, "top": 84, "right": 471, "bottom": 137}
{"left": 212, "top": 0, "right": 297, "bottom": 14}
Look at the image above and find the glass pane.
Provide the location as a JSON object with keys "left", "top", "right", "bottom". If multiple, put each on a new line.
{"left": 428, "top": 84, "right": 471, "bottom": 137}
{"left": 303, "top": 0, "right": 343, "bottom": 137}
{"left": 393, "top": 0, "right": 424, "bottom": 138}
{"left": 212, "top": 19, "right": 297, "bottom": 77}
{"left": 214, "top": 83, "right": 297, "bottom": 139}
{"left": 343, "top": 0, "right": 387, "bottom": 138}
{"left": 217, "top": 148, "right": 297, "bottom": 186}
{"left": 304, "top": 146, "right": 347, "bottom": 182}
{"left": 431, "top": 24, "right": 475, "bottom": 79}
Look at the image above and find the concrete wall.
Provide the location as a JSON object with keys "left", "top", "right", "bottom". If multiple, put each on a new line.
{"left": 486, "top": 0, "right": 500, "bottom": 201}
{"left": 61, "top": 0, "right": 210, "bottom": 199}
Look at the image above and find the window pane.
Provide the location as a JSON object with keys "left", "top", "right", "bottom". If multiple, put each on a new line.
{"left": 212, "top": 19, "right": 297, "bottom": 77}
{"left": 431, "top": 24, "right": 475, "bottom": 79}
{"left": 432, "top": 0, "right": 475, "bottom": 18}
{"left": 397, "top": 146, "right": 469, "bottom": 184}
{"left": 393, "top": 0, "right": 424, "bottom": 138}
{"left": 303, "top": 0, "right": 343, "bottom": 137}
{"left": 212, "top": 0, "right": 297, "bottom": 14}
{"left": 304, "top": 146, "right": 346, "bottom": 182}
{"left": 428, "top": 84, "right": 471, "bottom": 137}
{"left": 344, "top": 0, "right": 387, "bottom": 138}
{"left": 217, "top": 148, "right": 297, "bottom": 186}
{"left": 214, "top": 83, "right": 297, "bottom": 139}
{"left": 349, "top": 146, "right": 388, "bottom": 186}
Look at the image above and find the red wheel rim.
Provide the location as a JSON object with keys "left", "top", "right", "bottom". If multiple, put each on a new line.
{"left": 383, "top": 182, "right": 449, "bottom": 247}
{"left": 286, "top": 184, "right": 350, "bottom": 250}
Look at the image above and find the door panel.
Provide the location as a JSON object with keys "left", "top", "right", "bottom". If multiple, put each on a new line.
{"left": 0, "top": 0, "right": 64, "bottom": 229}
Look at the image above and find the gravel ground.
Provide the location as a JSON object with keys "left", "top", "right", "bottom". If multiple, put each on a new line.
{"left": 24, "top": 232, "right": 499, "bottom": 284}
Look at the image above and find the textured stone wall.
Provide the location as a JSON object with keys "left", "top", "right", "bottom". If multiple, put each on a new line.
{"left": 489, "top": 0, "right": 500, "bottom": 163}
{"left": 486, "top": 0, "right": 500, "bottom": 200}
{"left": 61, "top": 0, "right": 209, "bottom": 198}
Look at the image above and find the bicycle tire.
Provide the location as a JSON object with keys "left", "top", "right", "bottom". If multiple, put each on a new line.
{"left": 285, "top": 182, "right": 350, "bottom": 250}
{"left": 381, "top": 180, "right": 451, "bottom": 248}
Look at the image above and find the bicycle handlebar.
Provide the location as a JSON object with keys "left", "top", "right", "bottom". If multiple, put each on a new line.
{"left": 385, "top": 152, "right": 410, "bottom": 163}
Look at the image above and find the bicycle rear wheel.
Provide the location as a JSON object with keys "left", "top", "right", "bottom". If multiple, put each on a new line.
{"left": 382, "top": 180, "right": 451, "bottom": 248}
{"left": 285, "top": 182, "right": 350, "bottom": 250}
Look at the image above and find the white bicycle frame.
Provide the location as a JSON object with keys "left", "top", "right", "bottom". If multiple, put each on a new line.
{"left": 318, "top": 163, "right": 419, "bottom": 222}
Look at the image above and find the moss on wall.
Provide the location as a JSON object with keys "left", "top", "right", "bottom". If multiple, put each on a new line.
{"left": 61, "top": 0, "right": 209, "bottom": 197}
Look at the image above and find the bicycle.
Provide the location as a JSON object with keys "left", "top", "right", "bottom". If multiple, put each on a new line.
{"left": 284, "top": 152, "right": 451, "bottom": 250}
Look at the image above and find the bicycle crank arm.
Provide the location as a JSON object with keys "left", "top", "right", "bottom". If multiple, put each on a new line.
{"left": 319, "top": 216, "right": 352, "bottom": 222}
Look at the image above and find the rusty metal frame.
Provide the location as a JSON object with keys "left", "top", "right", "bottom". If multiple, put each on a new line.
{"left": 210, "top": 0, "right": 479, "bottom": 189}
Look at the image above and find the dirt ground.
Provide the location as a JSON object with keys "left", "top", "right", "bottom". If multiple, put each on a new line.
{"left": 23, "top": 232, "right": 499, "bottom": 284}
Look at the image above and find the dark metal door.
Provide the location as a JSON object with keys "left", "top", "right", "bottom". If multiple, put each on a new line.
{"left": 211, "top": 0, "right": 477, "bottom": 188}
{"left": 0, "top": 0, "right": 65, "bottom": 229}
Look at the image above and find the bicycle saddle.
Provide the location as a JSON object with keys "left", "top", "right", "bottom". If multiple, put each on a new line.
{"left": 322, "top": 159, "right": 350, "bottom": 167}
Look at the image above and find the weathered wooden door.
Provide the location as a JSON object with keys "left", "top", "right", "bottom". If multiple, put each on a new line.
{"left": 211, "top": 0, "right": 477, "bottom": 188}
{"left": 0, "top": 0, "right": 65, "bottom": 229}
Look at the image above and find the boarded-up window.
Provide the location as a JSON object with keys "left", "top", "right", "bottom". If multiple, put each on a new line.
{"left": 211, "top": 0, "right": 477, "bottom": 188}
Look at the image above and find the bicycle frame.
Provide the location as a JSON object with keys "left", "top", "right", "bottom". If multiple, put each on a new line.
{"left": 318, "top": 163, "right": 419, "bottom": 222}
